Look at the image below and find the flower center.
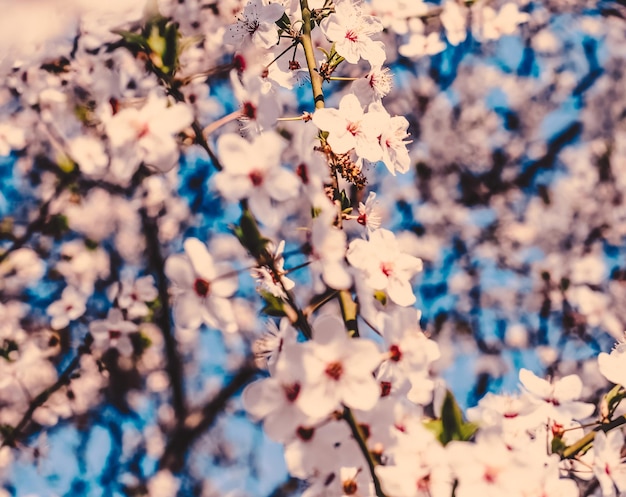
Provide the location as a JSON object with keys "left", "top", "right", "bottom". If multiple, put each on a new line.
{"left": 296, "top": 163, "right": 309, "bottom": 184}
{"left": 416, "top": 475, "right": 431, "bottom": 491}
{"left": 483, "top": 467, "right": 498, "bottom": 484}
{"left": 249, "top": 170, "right": 264, "bottom": 186}
{"left": 242, "top": 101, "right": 256, "bottom": 119}
{"left": 347, "top": 122, "right": 359, "bottom": 136}
{"left": 344, "top": 29, "right": 358, "bottom": 42}
{"left": 296, "top": 426, "right": 315, "bottom": 441}
{"left": 284, "top": 383, "right": 301, "bottom": 403}
{"left": 380, "top": 381, "right": 392, "bottom": 397}
{"left": 381, "top": 261, "right": 394, "bottom": 277}
{"left": 244, "top": 19, "right": 260, "bottom": 35}
{"left": 389, "top": 344, "right": 402, "bottom": 362}
{"left": 194, "top": 278, "right": 210, "bottom": 297}
{"left": 343, "top": 479, "right": 358, "bottom": 495}
{"left": 325, "top": 361, "right": 344, "bottom": 381}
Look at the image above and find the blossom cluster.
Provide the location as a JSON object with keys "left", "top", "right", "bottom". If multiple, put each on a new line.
{"left": 0, "top": 0, "right": 626, "bottom": 496}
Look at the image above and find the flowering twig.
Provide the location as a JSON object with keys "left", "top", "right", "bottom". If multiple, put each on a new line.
{"left": 562, "top": 415, "right": 626, "bottom": 459}
{"left": 342, "top": 407, "right": 386, "bottom": 497}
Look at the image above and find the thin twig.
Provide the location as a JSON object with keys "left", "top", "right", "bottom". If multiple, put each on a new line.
{"left": 0, "top": 174, "right": 71, "bottom": 264}
{"left": 2, "top": 341, "right": 91, "bottom": 448}
{"left": 141, "top": 209, "right": 187, "bottom": 424}
{"left": 343, "top": 407, "right": 385, "bottom": 497}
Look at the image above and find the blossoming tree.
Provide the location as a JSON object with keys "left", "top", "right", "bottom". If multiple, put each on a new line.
{"left": 2, "top": 0, "right": 626, "bottom": 496}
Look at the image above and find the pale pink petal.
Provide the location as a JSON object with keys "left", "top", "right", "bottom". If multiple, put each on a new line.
{"left": 242, "top": 379, "right": 282, "bottom": 419}
{"left": 184, "top": 238, "right": 216, "bottom": 281}
{"left": 172, "top": 293, "right": 203, "bottom": 330}
{"left": 519, "top": 368, "right": 552, "bottom": 398}
{"left": 164, "top": 254, "right": 195, "bottom": 288}
{"left": 553, "top": 374, "right": 583, "bottom": 403}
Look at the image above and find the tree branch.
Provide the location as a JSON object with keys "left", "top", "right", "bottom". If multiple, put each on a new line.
{"left": 140, "top": 209, "right": 187, "bottom": 425}
{"left": 158, "top": 361, "right": 258, "bottom": 472}
{"left": 1, "top": 341, "right": 91, "bottom": 447}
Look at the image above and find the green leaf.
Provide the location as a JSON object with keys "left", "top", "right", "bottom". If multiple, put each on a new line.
{"left": 84, "top": 239, "right": 99, "bottom": 250}
{"left": 40, "top": 214, "right": 68, "bottom": 238}
{"left": 438, "top": 390, "right": 477, "bottom": 445}
{"left": 275, "top": 12, "right": 292, "bottom": 31}
{"left": 57, "top": 153, "right": 76, "bottom": 174}
{"left": 260, "top": 291, "right": 287, "bottom": 318}
{"left": 551, "top": 435, "right": 567, "bottom": 456}
{"left": 339, "top": 189, "right": 351, "bottom": 211}
{"left": 138, "top": 332, "right": 152, "bottom": 350}
{"left": 232, "top": 209, "right": 270, "bottom": 260}
{"left": 111, "top": 29, "right": 150, "bottom": 51}
{"left": 424, "top": 419, "right": 444, "bottom": 440}
{"left": 605, "top": 384, "right": 626, "bottom": 418}
{"left": 147, "top": 24, "right": 166, "bottom": 58}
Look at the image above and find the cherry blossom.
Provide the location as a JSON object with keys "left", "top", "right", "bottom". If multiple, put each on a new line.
{"left": 105, "top": 92, "right": 193, "bottom": 173}
{"left": 519, "top": 368, "right": 595, "bottom": 424}
{"left": 321, "top": 0, "right": 385, "bottom": 66}
{"left": 312, "top": 93, "right": 384, "bottom": 162}
{"left": 309, "top": 205, "right": 352, "bottom": 291}
{"left": 593, "top": 430, "right": 626, "bottom": 497}
{"left": 441, "top": 1, "right": 467, "bottom": 46}
{"left": 293, "top": 315, "right": 382, "bottom": 418}
{"left": 89, "top": 308, "right": 138, "bottom": 356}
{"left": 598, "top": 339, "right": 626, "bottom": 388}
{"left": 112, "top": 275, "right": 159, "bottom": 320}
{"left": 250, "top": 240, "right": 295, "bottom": 298}
{"left": 223, "top": 0, "right": 285, "bottom": 50}
{"left": 214, "top": 132, "right": 300, "bottom": 226}
{"left": 347, "top": 228, "right": 423, "bottom": 306}
{"left": 351, "top": 65, "right": 393, "bottom": 105}
{"left": 164, "top": 237, "right": 238, "bottom": 333}
{"left": 355, "top": 191, "right": 382, "bottom": 233}
{"left": 46, "top": 286, "right": 87, "bottom": 330}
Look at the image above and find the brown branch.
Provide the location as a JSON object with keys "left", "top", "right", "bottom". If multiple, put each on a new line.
{"left": 0, "top": 173, "right": 71, "bottom": 264}
{"left": 1, "top": 341, "right": 91, "bottom": 448}
{"left": 158, "top": 361, "right": 258, "bottom": 472}
{"left": 141, "top": 209, "right": 187, "bottom": 424}
{"left": 343, "top": 407, "right": 385, "bottom": 497}
{"left": 141, "top": 52, "right": 224, "bottom": 171}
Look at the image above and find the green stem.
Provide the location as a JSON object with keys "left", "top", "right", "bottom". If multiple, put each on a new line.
{"left": 277, "top": 115, "right": 308, "bottom": 121}
{"left": 339, "top": 289, "right": 359, "bottom": 337}
{"left": 300, "top": 0, "right": 325, "bottom": 109}
{"left": 562, "top": 415, "right": 626, "bottom": 459}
